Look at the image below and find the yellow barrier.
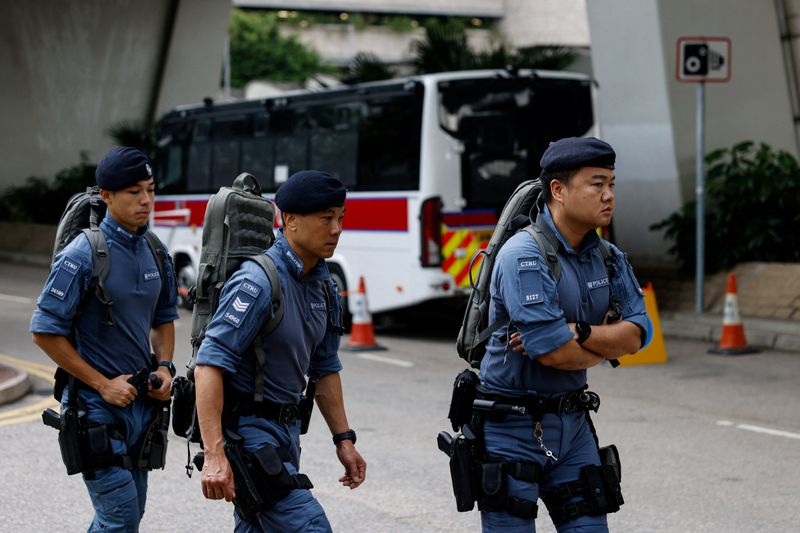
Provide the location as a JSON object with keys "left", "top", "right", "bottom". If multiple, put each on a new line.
{"left": 618, "top": 283, "right": 667, "bottom": 366}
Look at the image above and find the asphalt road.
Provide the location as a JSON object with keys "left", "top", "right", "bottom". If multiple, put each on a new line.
{"left": 1, "top": 261, "right": 799, "bottom": 532}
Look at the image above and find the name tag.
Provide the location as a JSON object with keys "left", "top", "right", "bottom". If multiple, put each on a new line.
{"left": 144, "top": 270, "right": 160, "bottom": 281}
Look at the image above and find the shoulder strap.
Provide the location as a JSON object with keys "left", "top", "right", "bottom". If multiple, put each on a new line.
{"left": 525, "top": 221, "right": 562, "bottom": 283}
{"left": 323, "top": 277, "right": 345, "bottom": 336}
{"left": 143, "top": 230, "right": 167, "bottom": 280}
{"left": 249, "top": 254, "right": 284, "bottom": 403}
{"left": 80, "top": 227, "right": 114, "bottom": 326}
{"left": 595, "top": 238, "right": 615, "bottom": 276}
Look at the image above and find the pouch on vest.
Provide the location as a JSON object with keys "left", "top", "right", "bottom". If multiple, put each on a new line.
{"left": 171, "top": 376, "right": 201, "bottom": 443}
{"left": 447, "top": 369, "right": 478, "bottom": 432}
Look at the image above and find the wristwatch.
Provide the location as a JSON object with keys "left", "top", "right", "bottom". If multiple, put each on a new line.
{"left": 575, "top": 321, "right": 592, "bottom": 345}
{"left": 332, "top": 430, "right": 357, "bottom": 446}
{"left": 158, "top": 361, "right": 176, "bottom": 378}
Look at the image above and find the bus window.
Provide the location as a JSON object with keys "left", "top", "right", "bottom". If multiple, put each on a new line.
{"left": 357, "top": 94, "right": 422, "bottom": 191}
{"left": 271, "top": 108, "right": 309, "bottom": 183}
{"left": 308, "top": 103, "right": 359, "bottom": 185}
{"left": 241, "top": 114, "right": 275, "bottom": 189}
{"left": 211, "top": 117, "right": 245, "bottom": 189}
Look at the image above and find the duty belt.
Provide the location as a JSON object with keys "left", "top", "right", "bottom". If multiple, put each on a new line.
{"left": 476, "top": 387, "right": 601, "bottom": 419}
{"left": 227, "top": 392, "right": 302, "bottom": 424}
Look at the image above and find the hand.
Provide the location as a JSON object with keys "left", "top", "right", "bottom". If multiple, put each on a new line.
{"left": 566, "top": 322, "right": 577, "bottom": 340}
{"left": 509, "top": 330, "right": 528, "bottom": 356}
{"left": 147, "top": 366, "right": 173, "bottom": 401}
{"left": 335, "top": 441, "right": 366, "bottom": 489}
{"left": 98, "top": 375, "right": 137, "bottom": 407}
{"left": 201, "top": 450, "right": 236, "bottom": 501}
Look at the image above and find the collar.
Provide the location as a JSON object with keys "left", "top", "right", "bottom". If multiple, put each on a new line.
{"left": 100, "top": 216, "right": 147, "bottom": 248}
{"left": 272, "top": 231, "right": 328, "bottom": 282}
{"left": 540, "top": 204, "right": 600, "bottom": 257}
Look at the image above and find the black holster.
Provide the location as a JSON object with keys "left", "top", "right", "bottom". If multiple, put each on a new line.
{"left": 57, "top": 406, "right": 85, "bottom": 475}
{"left": 224, "top": 431, "right": 313, "bottom": 524}
{"left": 134, "top": 401, "right": 171, "bottom": 470}
{"left": 438, "top": 431, "right": 478, "bottom": 512}
{"left": 447, "top": 369, "right": 479, "bottom": 431}
{"left": 298, "top": 379, "right": 317, "bottom": 435}
{"left": 171, "top": 376, "right": 201, "bottom": 442}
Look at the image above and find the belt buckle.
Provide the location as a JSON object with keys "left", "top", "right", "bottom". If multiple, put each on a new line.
{"left": 278, "top": 404, "right": 298, "bottom": 424}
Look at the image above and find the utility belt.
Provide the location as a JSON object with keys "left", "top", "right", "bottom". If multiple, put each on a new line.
{"left": 43, "top": 368, "right": 170, "bottom": 479}
{"left": 193, "top": 430, "right": 313, "bottom": 524}
{"left": 223, "top": 382, "right": 316, "bottom": 433}
{"left": 439, "top": 369, "right": 623, "bottom": 522}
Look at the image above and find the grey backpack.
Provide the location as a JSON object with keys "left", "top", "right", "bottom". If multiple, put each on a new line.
{"left": 455, "top": 180, "right": 616, "bottom": 369}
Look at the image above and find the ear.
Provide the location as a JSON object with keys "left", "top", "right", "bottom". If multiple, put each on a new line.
{"left": 283, "top": 212, "right": 297, "bottom": 232}
{"left": 99, "top": 188, "right": 112, "bottom": 206}
{"left": 550, "top": 178, "right": 566, "bottom": 204}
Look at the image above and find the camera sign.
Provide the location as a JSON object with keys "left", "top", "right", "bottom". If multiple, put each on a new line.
{"left": 676, "top": 37, "right": 731, "bottom": 83}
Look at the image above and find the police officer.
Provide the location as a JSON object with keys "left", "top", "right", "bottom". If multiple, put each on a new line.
{"left": 30, "top": 147, "right": 179, "bottom": 532}
{"left": 478, "top": 137, "right": 648, "bottom": 531}
{"left": 194, "top": 170, "right": 367, "bottom": 532}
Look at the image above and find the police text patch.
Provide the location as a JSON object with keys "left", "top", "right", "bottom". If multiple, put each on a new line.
{"left": 48, "top": 256, "right": 80, "bottom": 300}
{"left": 587, "top": 277, "right": 609, "bottom": 290}
{"left": 222, "top": 290, "right": 256, "bottom": 328}
{"left": 310, "top": 301, "right": 326, "bottom": 311}
{"left": 144, "top": 270, "right": 160, "bottom": 281}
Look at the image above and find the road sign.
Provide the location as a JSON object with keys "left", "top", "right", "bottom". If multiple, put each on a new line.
{"left": 676, "top": 37, "right": 731, "bottom": 83}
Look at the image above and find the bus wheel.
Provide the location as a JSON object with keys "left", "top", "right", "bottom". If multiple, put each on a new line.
{"left": 328, "top": 264, "right": 352, "bottom": 333}
{"left": 176, "top": 263, "right": 196, "bottom": 310}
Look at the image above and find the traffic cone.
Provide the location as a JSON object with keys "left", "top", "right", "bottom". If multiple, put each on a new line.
{"left": 342, "top": 276, "right": 386, "bottom": 352}
{"left": 708, "top": 273, "right": 760, "bottom": 355}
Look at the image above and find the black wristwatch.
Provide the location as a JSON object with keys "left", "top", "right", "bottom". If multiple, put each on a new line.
{"left": 332, "top": 430, "right": 357, "bottom": 446}
{"left": 575, "top": 321, "right": 592, "bottom": 345}
{"left": 158, "top": 361, "right": 176, "bottom": 378}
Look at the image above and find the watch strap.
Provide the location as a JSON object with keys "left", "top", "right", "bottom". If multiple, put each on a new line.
{"left": 332, "top": 430, "right": 357, "bottom": 445}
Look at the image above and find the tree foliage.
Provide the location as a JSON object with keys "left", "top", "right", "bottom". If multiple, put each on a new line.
{"left": 651, "top": 141, "right": 800, "bottom": 273}
{"left": 229, "top": 9, "right": 326, "bottom": 87}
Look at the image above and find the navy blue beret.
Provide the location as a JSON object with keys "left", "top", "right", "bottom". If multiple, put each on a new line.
{"left": 539, "top": 137, "right": 616, "bottom": 173}
{"left": 275, "top": 170, "right": 347, "bottom": 214}
{"left": 96, "top": 147, "right": 153, "bottom": 191}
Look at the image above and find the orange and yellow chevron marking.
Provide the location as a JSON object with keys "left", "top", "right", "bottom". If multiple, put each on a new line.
{"left": 441, "top": 225, "right": 490, "bottom": 287}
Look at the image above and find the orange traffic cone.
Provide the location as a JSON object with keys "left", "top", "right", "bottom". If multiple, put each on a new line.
{"left": 342, "top": 276, "right": 386, "bottom": 351}
{"left": 708, "top": 273, "right": 759, "bottom": 355}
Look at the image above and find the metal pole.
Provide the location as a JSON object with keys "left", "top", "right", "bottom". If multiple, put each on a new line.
{"left": 223, "top": 35, "right": 231, "bottom": 100}
{"left": 695, "top": 81, "right": 705, "bottom": 314}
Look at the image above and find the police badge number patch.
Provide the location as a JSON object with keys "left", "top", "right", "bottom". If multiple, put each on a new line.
{"left": 222, "top": 290, "right": 256, "bottom": 328}
{"left": 48, "top": 256, "right": 80, "bottom": 300}
{"left": 517, "top": 257, "right": 543, "bottom": 305}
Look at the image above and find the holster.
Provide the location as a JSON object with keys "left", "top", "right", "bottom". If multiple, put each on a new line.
{"left": 135, "top": 401, "right": 171, "bottom": 470}
{"left": 298, "top": 379, "right": 317, "bottom": 435}
{"left": 447, "top": 369, "right": 479, "bottom": 431}
{"left": 224, "top": 431, "right": 313, "bottom": 524}
{"left": 438, "top": 431, "right": 478, "bottom": 512}
{"left": 57, "top": 406, "right": 85, "bottom": 475}
{"left": 171, "top": 376, "right": 201, "bottom": 442}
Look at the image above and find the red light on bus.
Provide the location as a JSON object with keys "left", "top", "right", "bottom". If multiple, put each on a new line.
{"left": 420, "top": 197, "right": 442, "bottom": 267}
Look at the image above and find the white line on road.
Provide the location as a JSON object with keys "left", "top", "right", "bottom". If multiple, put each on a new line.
{"left": 0, "top": 293, "right": 34, "bottom": 304}
{"left": 356, "top": 352, "right": 414, "bottom": 368}
{"left": 717, "top": 420, "right": 800, "bottom": 440}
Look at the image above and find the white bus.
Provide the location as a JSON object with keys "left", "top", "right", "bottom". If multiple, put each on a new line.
{"left": 152, "top": 69, "right": 597, "bottom": 321}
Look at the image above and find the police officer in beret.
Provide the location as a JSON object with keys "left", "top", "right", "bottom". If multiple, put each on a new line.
{"left": 478, "top": 137, "right": 648, "bottom": 531}
{"left": 194, "top": 170, "right": 366, "bottom": 531}
{"left": 31, "top": 147, "right": 179, "bottom": 531}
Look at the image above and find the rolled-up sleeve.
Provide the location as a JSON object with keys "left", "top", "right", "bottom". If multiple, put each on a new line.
{"left": 195, "top": 267, "right": 273, "bottom": 374}
{"left": 496, "top": 247, "right": 573, "bottom": 358}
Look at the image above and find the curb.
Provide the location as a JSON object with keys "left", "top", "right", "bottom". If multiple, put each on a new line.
{"left": 661, "top": 312, "right": 800, "bottom": 353}
{"left": 0, "top": 362, "right": 33, "bottom": 405}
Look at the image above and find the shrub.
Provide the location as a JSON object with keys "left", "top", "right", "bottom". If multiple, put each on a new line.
{"left": 650, "top": 141, "right": 800, "bottom": 273}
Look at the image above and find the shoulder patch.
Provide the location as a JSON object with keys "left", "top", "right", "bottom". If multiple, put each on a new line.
{"left": 47, "top": 256, "right": 81, "bottom": 300}
{"left": 240, "top": 278, "right": 262, "bottom": 298}
{"left": 517, "top": 257, "right": 539, "bottom": 270}
{"left": 222, "top": 290, "right": 256, "bottom": 328}
{"left": 518, "top": 262, "right": 544, "bottom": 306}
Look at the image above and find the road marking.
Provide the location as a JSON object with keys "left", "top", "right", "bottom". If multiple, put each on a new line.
{"left": 0, "top": 412, "right": 44, "bottom": 428}
{"left": 0, "top": 396, "right": 58, "bottom": 421}
{"left": 356, "top": 352, "right": 414, "bottom": 368}
{"left": 0, "top": 354, "right": 58, "bottom": 428}
{"left": 717, "top": 420, "right": 800, "bottom": 440}
{"left": 0, "top": 293, "right": 35, "bottom": 304}
{"left": 0, "top": 353, "right": 56, "bottom": 382}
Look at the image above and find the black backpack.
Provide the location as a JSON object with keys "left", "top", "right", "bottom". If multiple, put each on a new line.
{"left": 51, "top": 186, "right": 170, "bottom": 400}
{"left": 455, "top": 179, "right": 616, "bottom": 369}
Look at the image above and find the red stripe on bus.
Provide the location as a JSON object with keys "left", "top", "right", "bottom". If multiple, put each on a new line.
{"left": 342, "top": 198, "right": 408, "bottom": 231}
{"left": 442, "top": 210, "right": 497, "bottom": 228}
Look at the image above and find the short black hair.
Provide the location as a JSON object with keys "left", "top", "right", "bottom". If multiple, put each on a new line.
{"left": 540, "top": 169, "right": 578, "bottom": 203}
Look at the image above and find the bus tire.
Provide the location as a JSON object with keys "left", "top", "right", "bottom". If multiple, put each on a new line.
{"left": 175, "top": 257, "right": 195, "bottom": 310}
{"left": 327, "top": 263, "right": 352, "bottom": 333}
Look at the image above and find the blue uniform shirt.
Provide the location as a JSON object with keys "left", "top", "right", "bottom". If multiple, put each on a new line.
{"left": 30, "top": 216, "right": 179, "bottom": 377}
{"left": 480, "top": 205, "right": 648, "bottom": 396}
{"left": 195, "top": 231, "right": 343, "bottom": 404}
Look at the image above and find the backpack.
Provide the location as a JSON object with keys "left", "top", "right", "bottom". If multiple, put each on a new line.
{"left": 171, "top": 173, "right": 342, "bottom": 445}
{"left": 51, "top": 185, "right": 170, "bottom": 400}
{"left": 455, "top": 179, "right": 616, "bottom": 369}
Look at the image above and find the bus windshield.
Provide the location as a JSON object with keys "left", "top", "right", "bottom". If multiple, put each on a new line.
{"left": 438, "top": 76, "right": 594, "bottom": 211}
